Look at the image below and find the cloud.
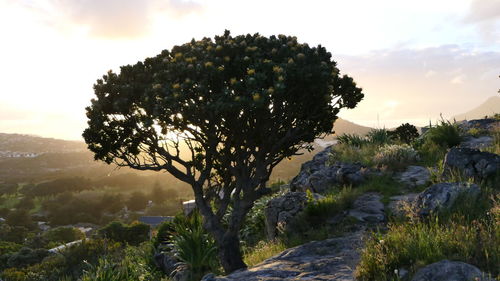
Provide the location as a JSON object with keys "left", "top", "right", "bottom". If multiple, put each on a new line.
{"left": 337, "top": 45, "right": 500, "bottom": 127}
{"left": 464, "top": 0, "right": 500, "bottom": 23}
{"left": 19, "top": 0, "right": 204, "bottom": 38}
{"left": 463, "top": 0, "right": 500, "bottom": 42}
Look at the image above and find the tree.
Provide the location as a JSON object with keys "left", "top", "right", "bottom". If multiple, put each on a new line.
{"left": 83, "top": 31, "right": 363, "bottom": 272}
{"left": 126, "top": 191, "right": 149, "bottom": 211}
{"left": 391, "top": 123, "right": 419, "bottom": 144}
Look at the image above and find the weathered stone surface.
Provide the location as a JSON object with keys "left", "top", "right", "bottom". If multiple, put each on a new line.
{"left": 205, "top": 232, "right": 365, "bottom": 281}
{"left": 290, "top": 147, "right": 369, "bottom": 193}
{"left": 388, "top": 193, "right": 418, "bottom": 217}
{"left": 443, "top": 148, "right": 500, "bottom": 181}
{"left": 411, "top": 260, "right": 494, "bottom": 281}
{"left": 415, "top": 182, "right": 480, "bottom": 217}
{"left": 460, "top": 136, "right": 494, "bottom": 149}
{"left": 347, "top": 193, "right": 385, "bottom": 223}
{"left": 264, "top": 192, "right": 323, "bottom": 240}
{"left": 394, "top": 166, "right": 430, "bottom": 188}
{"left": 457, "top": 118, "right": 499, "bottom": 132}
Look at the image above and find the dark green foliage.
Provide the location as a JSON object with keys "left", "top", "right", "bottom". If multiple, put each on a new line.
{"left": 98, "top": 221, "right": 150, "bottom": 246}
{"left": 43, "top": 227, "right": 85, "bottom": 245}
{"left": 0, "top": 225, "right": 29, "bottom": 244}
{"left": 337, "top": 133, "right": 367, "bottom": 147}
{"left": 5, "top": 209, "right": 33, "bottom": 229}
{"left": 366, "top": 129, "right": 392, "bottom": 145}
{"left": 15, "top": 197, "right": 34, "bottom": 210}
{"left": 3, "top": 247, "right": 49, "bottom": 269}
{"left": 83, "top": 30, "right": 363, "bottom": 272}
{"left": 0, "top": 241, "right": 22, "bottom": 256}
{"left": 20, "top": 177, "right": 94, "bottom": 197}
{"left": 158, "top": 212, "right": 219, "bottom": 280}
{"left": 390, "top": 123, "right": 419, "bottom": 144}
{"left": 125, "top": 191, "right": 148, "bottom": 211}
{"left": 0, "top": 183, "right": 18, "bottom": 195}
{"left": 424, "top": 120, "right": 461, "bottom": 148}
{"left": 80, "top": 244, "right": 163, "bottom": 281}
{"left": 0, "top": 207, "right": 10, "bottom": 217}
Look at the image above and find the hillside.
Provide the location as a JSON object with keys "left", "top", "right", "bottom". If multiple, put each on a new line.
{"left": 453, "top": 96, "right": 500, "bottom": 120}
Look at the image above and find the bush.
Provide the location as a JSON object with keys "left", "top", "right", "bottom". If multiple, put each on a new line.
{"left": 160, "top": 212, "right": 219, "bottom": 281}
{"left": 80, "top": 244, "right": 163, "bottom": 281}
{"left": 240, "top": 193, "right": 282, "bottom": 247}
{"left": 391, "top": 123, "right": 419, "bottom": 144}
{"left": 337, "top": 133, "right": 367, "bottom": 147}
{"left": 4, "top": 247, "right": 49, "bottom": 269}
{"left": 99, "top": 221, "right": 150, "bottom": 246}
{"left": 43, "top": 227, "right": 85, "bottom": 245}
{"left": 374, "top": 144, "right": 418, "bottom": 170}
{"left": 329, "top": 143, "right": 378, "bottom": 167}
{"left": 367, "top": 129, "right": 392, "bottom": 145}
{"left": 424, "top": 120, "right": 461, "bottom": 148}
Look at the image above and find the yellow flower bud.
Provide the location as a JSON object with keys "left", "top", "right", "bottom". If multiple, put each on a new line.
{"left": 230, "top": 78, "right": 237, "bottom": 85}
{"left": 224, "top": 56, "right": 230, "bottom": 62}
{"left": 278, "top": 76, "right": 284, "bottom": 82}
{"left": 172, "top": 83, "right": 180, "bottom": 89}
{"left": 205, "top": 61, "right": 213, "bottom": 67}
{"left": 247, "top": 69, "right": 255, "bottom": 75}
{"left": 153, "top": 84, "right": 162, "bottom": 89}
{"left": 252, "top": 93, "right": 261, "bottom": 101}
{"left": 218, "top": 66, "right": 224, "bottom": 71}
{"left": 273, "top": 66, "right": 283, "bottom": 73}
{"left": 175, "top": 52, "right": 183, "bottom": 59}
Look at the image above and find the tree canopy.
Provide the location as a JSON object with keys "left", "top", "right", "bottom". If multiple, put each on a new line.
{"left": 83, "top": 30, "right": 363, "bottom": 272}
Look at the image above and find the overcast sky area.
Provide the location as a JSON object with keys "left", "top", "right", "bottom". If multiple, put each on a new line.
{"left": 0, "top": 0, "right": 499, "bottom": 140}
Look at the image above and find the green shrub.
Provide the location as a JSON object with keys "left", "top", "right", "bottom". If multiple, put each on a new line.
{"left": 367, "top": 129, "right": 392, "bottom": 145}
{"left": 43, "top": 227, "right": 85, "bottom": 245}
{"left": 424, "top": 120, "right": 461, "bottom": 148}
{"left": 162, "top": 212, "right": 219, "bottom": 281}
{"left": 285, "top": 188, "right": 361, "bottom": 245}
{"left": 0, "top": 241, "right": 23, "bottom": 256}
{"left": 99, "top": 221, "right": 150, "bottom": 246}
{"left": 337, "top": 133, "right": 367, "bottom": 147}
{"left": 391, "top": 123, "right": 419, "bottom": 144}
{"left": 374, "top": 144, "right": 418, "bottom": 170}
{"left": 329, "top": 143, "right": 378, "bottom": 167}
{"left": 80, "top": 244, "right": 163, "bottom": 281}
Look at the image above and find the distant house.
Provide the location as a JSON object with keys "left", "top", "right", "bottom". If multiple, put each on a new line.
{"left": 138, "top": 216, "right": 174, "bottom": 228}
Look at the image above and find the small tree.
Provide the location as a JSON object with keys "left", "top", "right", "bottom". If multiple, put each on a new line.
{"left": 83, "top": 31, "right": 363, "bottom": 272}
{"left": 391, "top": 123, "right": 419, "bottom": 144}
{"left": 126, "top": 191, "right": 149, "bottom": 211}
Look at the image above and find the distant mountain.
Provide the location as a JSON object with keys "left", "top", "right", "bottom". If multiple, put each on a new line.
{"left": 0, "top": 133, "right": 86, "bottom": 155}
{"left": 453, "top": 96, "right": 500, "bottom": 121}
{"left": 332, "top": 118, "right": 373, "bottom": 136}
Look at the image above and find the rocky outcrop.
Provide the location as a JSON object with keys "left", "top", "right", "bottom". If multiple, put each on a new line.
{"left": 203, "top": 231, "right": 365, "bottom": 281}
{"left": 460, "top": 136, "right": 494, "bottom": 149}
{"left": 347, "top": 193, "right": 385, "bottom": 223}
{"left": 411, "top": 260, "right": 494, "bottom": 281}
{"left": 443, "top": 148, "right": 500, "bottom": 181}
{"left": 264, "top": 192, "right": 323, "bottom": 239}
{"left": 290, "top": 147, "right": 369, "bottom": 193}
{"left": 394, "top": 166, "right": 430, "bottom": 188}
{"left": 414, "top": 182, "right": 480, "bottom": 217}
{"left": 457, "top": 118, "right": 499, "bottom": 132}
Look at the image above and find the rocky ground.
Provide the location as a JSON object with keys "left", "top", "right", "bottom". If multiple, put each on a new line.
{"left": 201, "top": 117, "right": 499, "bottom": 281}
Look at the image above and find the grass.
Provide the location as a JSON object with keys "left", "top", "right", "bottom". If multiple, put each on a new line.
{"left": 329, "top": 143, "right": 378, "bottom": 167}
{"left": 481, "top": 129, "right": 500, "bottom": 155}
{"left": 358, "top": 175, "right": 402, "bottom": 205}
{"left": 283, "top": 187, "right": 362, "bottom": 246}
{"left": 356, "top": 187, "right": 499, "bottom": 281}
{"left": 243, "top": 239, "right": 286, "bottom": 267}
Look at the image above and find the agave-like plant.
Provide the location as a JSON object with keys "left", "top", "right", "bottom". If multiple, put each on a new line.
{"left": 169, "top": 212, "right": 219, "bottom": 281}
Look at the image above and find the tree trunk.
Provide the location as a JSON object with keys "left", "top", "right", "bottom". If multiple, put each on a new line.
{"left": 218, "top": 232, "right": 247, "bottom": 273}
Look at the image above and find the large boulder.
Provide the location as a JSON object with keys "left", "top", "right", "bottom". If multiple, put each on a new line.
{"left": 264, "top": 192, "right": 323, "bottom": 240}
{"left": 202, "top": 231, "right": 365, "bottom": 281}
{"left": 290, "top": 147, "right": 369, "bottom": 193}
{"left": 347, "top": 193, "right": 385, "bottom": 223}
{"left": 460, "top": 136, "right": 494, "bottom": 149}
{"left": 394, "top": 166, "right": 430, "bottom": 188}
{"left": 411, "top": 260, "right": 494, "bottom": 281}
{"left": 443, "top": 148, "right": 500, "bottom": 181}
{"left": 457, "top": 118, "right": 499, "bottom": 132}
{"left": 415, "top": 182, "right": 480, "bottom": 217}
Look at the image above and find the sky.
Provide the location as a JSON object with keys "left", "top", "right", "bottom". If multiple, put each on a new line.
{"left": 0, "top": 0, "right": 499, "bottom": 140}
